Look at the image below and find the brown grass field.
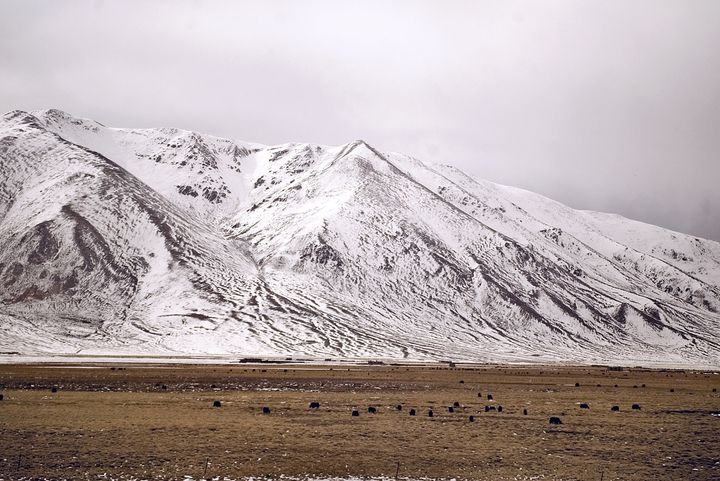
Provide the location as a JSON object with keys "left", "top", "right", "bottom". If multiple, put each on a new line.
{"left": 0, "top": 362, "right": 718, "bottom": 481}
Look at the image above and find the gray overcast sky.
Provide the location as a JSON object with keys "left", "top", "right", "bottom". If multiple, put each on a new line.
{"left": 1, "top": 1, "right": 719, "bottom": 240}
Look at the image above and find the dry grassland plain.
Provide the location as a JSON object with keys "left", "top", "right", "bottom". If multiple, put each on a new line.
{"left": 0, "top": 363, "right": 718, "bottom": 481}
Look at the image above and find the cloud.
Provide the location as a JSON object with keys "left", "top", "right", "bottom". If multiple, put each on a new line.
{"left": 1, "top": 0, "right": 719, "bottom": 240}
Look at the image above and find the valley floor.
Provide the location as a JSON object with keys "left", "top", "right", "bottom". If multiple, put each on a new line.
{"left": 0, "top": 363, "right": 718, "bottom": 481}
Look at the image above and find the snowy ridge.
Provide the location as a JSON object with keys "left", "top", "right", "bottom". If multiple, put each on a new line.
{"left": 1, "top": 109, "right": 718, "bottom": 366}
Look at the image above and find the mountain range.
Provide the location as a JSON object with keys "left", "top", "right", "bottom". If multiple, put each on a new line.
{"left": 1, "top": 109, "right": 718, "bottom": 367}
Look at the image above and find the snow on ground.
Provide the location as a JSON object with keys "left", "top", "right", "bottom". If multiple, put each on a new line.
{"left": 5, "top": 476, "right": 569, "bottom": 481}
{"left": 1, "top": 109, "right": 719, "bottom": 367}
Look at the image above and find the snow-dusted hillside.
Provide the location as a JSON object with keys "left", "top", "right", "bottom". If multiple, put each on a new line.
{"left": 1, "top": 109, "right": 718, "bottom": 366}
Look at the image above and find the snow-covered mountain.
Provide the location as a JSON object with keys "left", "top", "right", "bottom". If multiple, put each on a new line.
{"left": 1, "top": 109, "right": 718, "bottom": 366}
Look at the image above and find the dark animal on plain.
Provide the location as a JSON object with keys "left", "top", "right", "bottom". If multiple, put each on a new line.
{"left": 614, "top": 384, "right": 618, "bottom": 387}
{"left": 487, "top": 394, "right": 493, "bottom": 401}
{"left": 579, "top": 403, "right": 590, "bottom": 409}
{"left": 409, "top": 409, "right": 416, "bottom": 416}
{"left": 351, "top": 409, "right": 359, "bottom": 417}
{"left": 523, "top": 409, "right": 528, "bottom": 416}
{"left": 211, "top": 384, "right": 217, "bottom": 389}
{"left": 453, "top": 401, "right": 461, "bottom": 408}
{"left": 0, "top": 394, "right": 3, "bottom": 401}
{"left": 611, "top": 405, "right": 620, "bottom": 411}
{"left": 596, "top": 384, "right": 601, "bottom": 387}
{"left": 633, "top": 385, "right": 638, "bottom": 389}
{"left": 51, "top": 386, "right": 58, "bottom": 393}
{"left": 448, "top": 406, "right": 454, "bottom": 413}
{"left": 632, "top": 404, "right": 641, "bottom": 410}
{"left": 262, "top": 406, "right": 271, "bottom": 414}
{"left": 396, "top": 404, "right": 402, "bottom": 410}
{"left": 477, "top": 392, "right": 482, "bottom": 397}
{"left": 670, "top": 389, "right": 675, "bottom": 392}
{"left": 428, "top": 410, "right": 434, "bottom": 417}
{"left": 468, "top": 415, "right": 475, "bottom": 422}
{"left": 368, "top": 406, "right": 377, "bottom": 414}
{"left": 713, "top": 388, "right": 717, "bottom": 392}
{"left": 213, "top": 400, "right": 222, "bottom": 408}
{"left": 309, "top": 402, "right": 320, "bottom": 409}
{"left": 549, "top": 416, "right": 562, "bottom": 425}
{"left": 497, "top": 405, "right": 503, "bottom": 412}
{"left": 641, "top": 384, "right": 646, "bottom": 388}
{"left": 459, "top": 380, "right": 464, "bottom": 384}
{"left": 484, "top": 405, "right": 496, "bottom": 412}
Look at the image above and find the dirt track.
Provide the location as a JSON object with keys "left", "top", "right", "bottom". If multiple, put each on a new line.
{"left": 0, "top": 363, "right": 718, "bottom": 480}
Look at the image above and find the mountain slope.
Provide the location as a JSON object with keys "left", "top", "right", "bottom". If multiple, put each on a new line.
{"left": 1, "top": 109, "right": 718, "bottom": 366}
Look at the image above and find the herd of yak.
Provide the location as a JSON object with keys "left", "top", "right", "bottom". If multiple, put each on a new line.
{"left": 208, "top": 387, "right": 646, "bottom": 425}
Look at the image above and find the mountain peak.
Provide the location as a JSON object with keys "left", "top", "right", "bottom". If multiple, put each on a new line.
{"left": 1, "top": 109, "right": 40, "bottom": 126}
{"left": 33, "top": 108, "right": 106, "bottom": 130}
{"left": 1, "top": 110, "right": 718, "bottom": 367}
